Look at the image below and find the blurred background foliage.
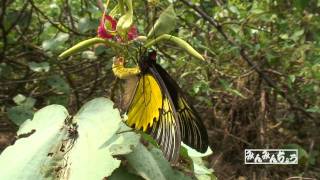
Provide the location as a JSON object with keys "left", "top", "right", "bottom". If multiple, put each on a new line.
{"left": 0, "top": 0, "right": 319, "bottom": 179}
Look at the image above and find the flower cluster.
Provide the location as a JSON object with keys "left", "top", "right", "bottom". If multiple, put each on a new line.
{"left": 97, "top": 12, "right": 138, "bottom": 41}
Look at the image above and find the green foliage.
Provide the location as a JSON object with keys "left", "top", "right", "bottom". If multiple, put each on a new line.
{"left": 8, "top": 95, "right": 36, "bottom": 126}
{"left": 28, "top": 62, "right": 50, "bottom": 73}
{"left": 1, "top": 98, "right": 125, "bottom": 180}
{"left": 46, "top": 75, "right": 70, "bottom": 94}
{"left": 0, "top": 98, "right": 212, "bottom": 179}
{"left": 126, "top": 143, "right": 192, "bottom": 180}
{"left": 7, "top": 106, "right": 34, "bottom": 126}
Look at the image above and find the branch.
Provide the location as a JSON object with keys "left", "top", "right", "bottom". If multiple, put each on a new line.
{"left": 180, "top": 0, "right": 315, "bottom": 120}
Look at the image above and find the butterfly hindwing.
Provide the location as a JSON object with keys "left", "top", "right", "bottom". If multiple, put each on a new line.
{"left": 153, "top": 63, "right": 209, "bottom": 153}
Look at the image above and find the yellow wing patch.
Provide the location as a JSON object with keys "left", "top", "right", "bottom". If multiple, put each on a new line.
{"left": 126, "top": 74, "right": 180, "bottom": 162}
{"left": 127, "top": 74, "right": 163, "bottom": 131}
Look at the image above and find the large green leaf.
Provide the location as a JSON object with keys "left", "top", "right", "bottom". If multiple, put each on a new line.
{"left": 0, "top": 98, "right": 129, "bottom": 180}
{"left": 0, "top": 105, "right": 69, "bottom": 180}
{"left": 60, "top": 97, "right": 123, "bottom": 180}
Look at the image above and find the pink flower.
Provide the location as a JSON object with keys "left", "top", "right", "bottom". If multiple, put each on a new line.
{"left": 97, "top": 12, "right": 138, "bottom": 41}
{"left": 97, "top": 13, "right": 117, "bottom": 39}
{"left": 127, "top": 25, "right": 138, "bottom": 40}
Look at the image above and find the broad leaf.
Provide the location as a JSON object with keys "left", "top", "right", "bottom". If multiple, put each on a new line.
{"left": 61, "top": 98, "right": 123, "bottom": 180}
{"left": 126, "top": 144, "right": 193, "bottom": 180}
{"left": 0, "top": 98, "right": 129, "bottom": 180}
{"left": 0, "top": 105, "right": 69, "bottom": 180}
{"left": 147, "top": 4, "right": 177, "bottom": 38}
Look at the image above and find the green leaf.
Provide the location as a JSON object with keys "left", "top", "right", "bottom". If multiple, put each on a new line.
{"left": 46, "top": 75, "right": 70, "bottom": 94}
{"left": 0, "top": 105, "right": 69, "bottom": 179}
{"left": 13, "top": 94, "right": 27, "bottom": 105}
{"left": 108, "top": 123, "right": 140, "bottom": 156}
{"left": 42, "top": 33, "right": 69, "bottom": 52}
{"left": 283, "top": 144, "right": 309, "bottom": 165}
{"left": 7, "top": 106, "right": 34, "bottom": 126}
{"left": 126, "top": 144, "right": 193, "bottom": 180}
{"left": 61, "top": 98, "right": 123, "bottom": 179}
{"left": 219, "top": 79, "right": 246, "bottom": 98}
{"left": 182, "top": 143, "right": 213, "bottom": 158}
{"left": 149, "top": 147, "right": 193, "bottom": 180}
{"left": 182, "top": 143, "right": 215, "bottom": 180}
{"left": 192, "top": 157, "right": 216, "bottom": 180}
{"left": 141, "top": 132, "right": 158, "bottom": 147}
{"left": 279, "top": 34, "right": 289, "bottom": 40}
{"left": 126, "top": 143, "right": 166, "bottom": 180}
{"left": 147, "top": 4, "right": 177, "bottom": 38}
{"left": 28, "top": 62, "right": 50, "bottom": 73}
{"left": 229, "top": 5, "right": 239, "bottom": 15}
{"left": 9, "top": 95, "right": 36, "bottom": 125}
{"left": 81, "top": 50, "right": 97, "bottom": 60}
{"left": 109, "top": 4, "right": 120, "bottom": 17}
{"left": 290, "top": 29, "right": 304, "bottom": 41}
{"left": 78, "top": 17, "right": 98, "bottom": 33}
{"left": 306, "top": 106, "right": 320, "bottom": 113}
{"left": 0, "top": 98, "right": 125, "bottom": 180}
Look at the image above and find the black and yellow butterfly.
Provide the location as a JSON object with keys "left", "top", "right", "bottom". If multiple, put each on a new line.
{"left": 124, "top": 50, "right": 208, "bottom": 163}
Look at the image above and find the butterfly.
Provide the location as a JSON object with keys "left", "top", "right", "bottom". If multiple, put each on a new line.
{"left": 122, "top": 50, "right": 209, "bottom": 163}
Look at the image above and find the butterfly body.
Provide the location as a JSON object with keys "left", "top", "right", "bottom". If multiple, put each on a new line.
{"left": 124, "top": 51, "right": 208, "bottom": 163}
